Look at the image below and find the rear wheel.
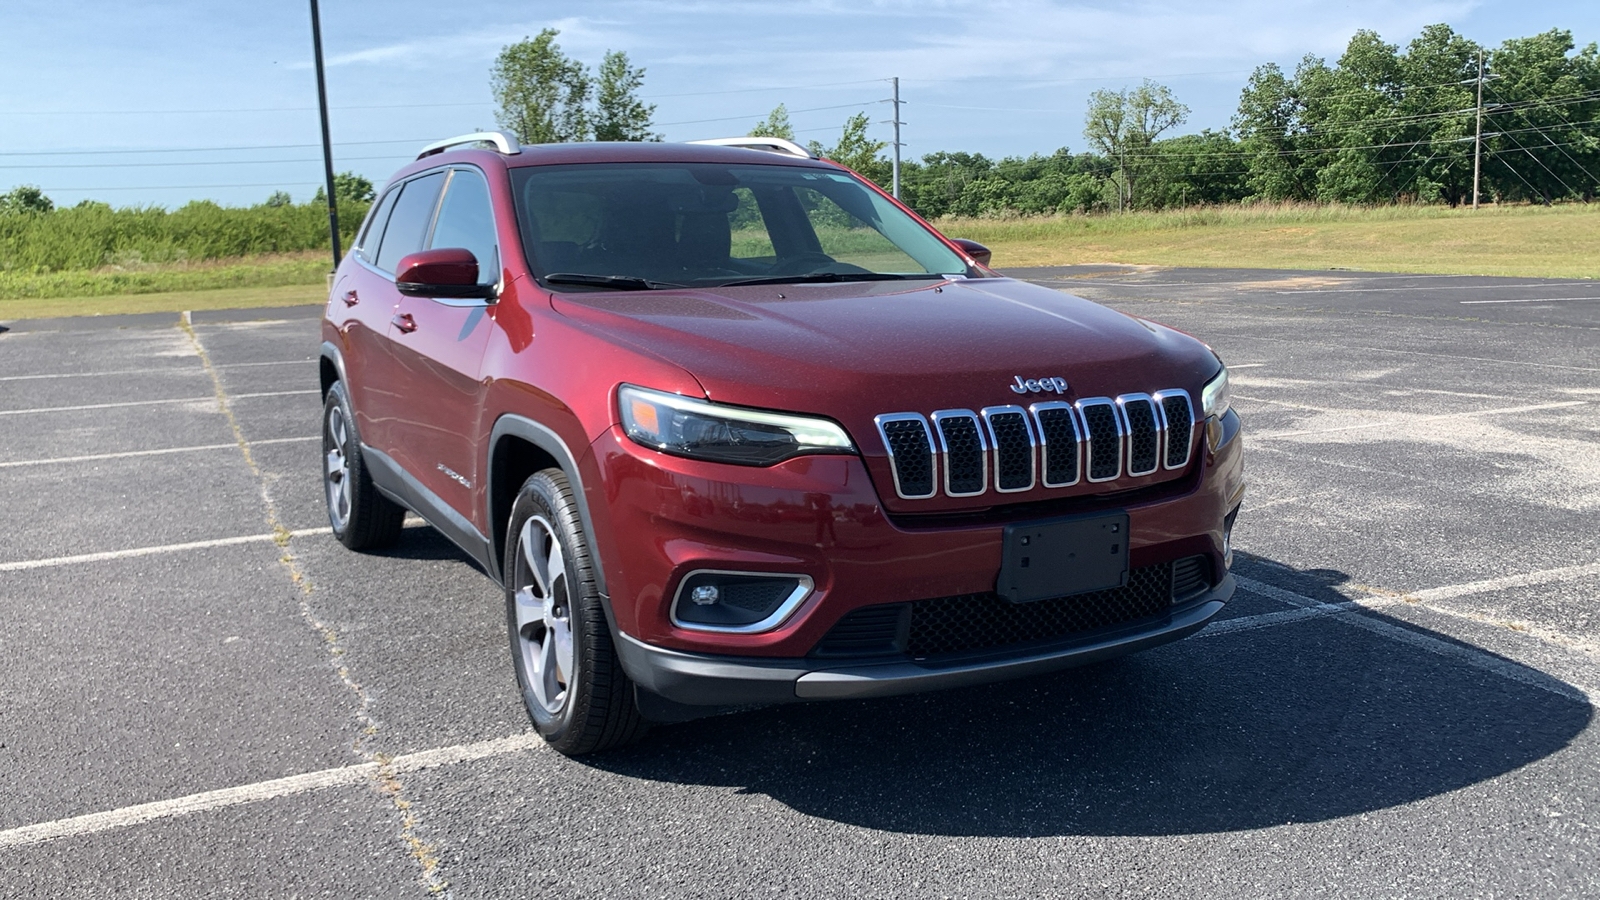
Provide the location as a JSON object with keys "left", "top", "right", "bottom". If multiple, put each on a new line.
{"left": 505, "top": 469, "right": 646, "bottom": 755}
{"left": 322, "top": 381, "right": 405, "bottom": 550}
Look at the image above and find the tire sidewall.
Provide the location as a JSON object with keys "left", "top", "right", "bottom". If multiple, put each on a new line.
{"left": 322, "top": 383, "right": 357, "bottom": 543}
{"left": 504, "top": 471, "right": 596, "bottom": 744}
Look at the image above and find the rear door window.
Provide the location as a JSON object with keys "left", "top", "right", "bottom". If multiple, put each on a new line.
{"left": 374, "top": 171, "right": 445, "bottom": 273}
{"left": 355, "top": 187, "right": 400, "bottom": 265}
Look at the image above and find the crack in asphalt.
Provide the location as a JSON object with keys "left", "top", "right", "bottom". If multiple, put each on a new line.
{"left": 180, "top": 314, "right": 451, "bottom": 897}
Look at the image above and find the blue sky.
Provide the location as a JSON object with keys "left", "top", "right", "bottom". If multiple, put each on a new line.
{"left": 2, "top": 0, "right": 1596, "bottom": 209}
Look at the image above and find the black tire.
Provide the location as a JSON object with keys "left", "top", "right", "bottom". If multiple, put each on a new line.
{"left": 504, "top": 468, "right": 647, "bottom": 755}
{"left": 322, "top": 381, "right": 405, "bottom": 550}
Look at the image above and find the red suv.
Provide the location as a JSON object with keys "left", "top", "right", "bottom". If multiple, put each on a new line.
{"left": 321, "top": 132, "right": 1243, "bottom": 755}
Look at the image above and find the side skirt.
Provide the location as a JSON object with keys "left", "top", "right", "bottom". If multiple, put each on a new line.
{"left": 361, "top": 443, "right": 498, "bottom": 581}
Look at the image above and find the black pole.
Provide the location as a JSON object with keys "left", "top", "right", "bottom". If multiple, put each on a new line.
{"left": 310, "top": 0, "right": 341, "bottom": 269}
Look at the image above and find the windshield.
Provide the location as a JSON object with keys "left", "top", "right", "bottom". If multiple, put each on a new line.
{"left": 510, "top": 162, "right": 970, "bottom": 288}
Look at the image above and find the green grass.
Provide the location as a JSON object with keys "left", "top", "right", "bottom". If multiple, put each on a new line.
{"left": 0, "top": 250, "right": 331, "bottom": 300}
{"left": 0, "top": 283, "right": 327, "bottom": 320}
{"left": 941, "top": 202, "right": 1600, "bottom": 279}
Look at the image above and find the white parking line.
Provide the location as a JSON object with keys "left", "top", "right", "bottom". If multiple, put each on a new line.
{"left": 1409, "top": 562, "right": 1600, "bottom": 602}
{"left": 0, "top": 528, "right": 329, "bottom": 572}
{"left": 1233, "top": 575, "right": 1591, "bottom": 704}
{"left": 0, "top": 436, "right": 317, "bottom": 469}
{"left": 1247, "top": 399, "right": 1589, "bottom": 440}
{"left": 0, "top": 390, "right": 317, "bottom": 416}
{"left": 1460, "top": 297, "right": 1600, "bottom": 305}
{"left": 0, "top": 732, "right": 545, "bottom": 850}
{"left": 0, "top": 359, "right": 308, "bottom": 383}
{"left": 1279, "top": 283, "right": 1600, "bottom": 295}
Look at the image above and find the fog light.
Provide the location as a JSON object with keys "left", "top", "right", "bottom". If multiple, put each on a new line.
{"left": 672, "top": 571, "right": 814, "bottom": 633}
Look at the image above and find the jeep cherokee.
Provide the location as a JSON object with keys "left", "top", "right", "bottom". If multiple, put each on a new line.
{"left": 319, "top": 132, "right": 1244, "bottom": 755}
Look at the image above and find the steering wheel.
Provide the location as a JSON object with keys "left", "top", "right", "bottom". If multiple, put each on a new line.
{"left": 766, "top": 252, "right": 837, "bottom": 277}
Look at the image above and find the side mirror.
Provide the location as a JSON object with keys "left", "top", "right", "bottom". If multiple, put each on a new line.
{"left": 394, "top": 248, "right": 496, "bottom": 299}
{"left": 949, "top": 238, "right": 992, "bottom": 268}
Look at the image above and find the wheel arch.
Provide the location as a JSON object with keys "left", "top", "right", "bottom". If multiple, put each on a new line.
{"left": 488, "top": 415, "right": 608, "bottom": 599}
{"left": 319, "top": 341, "right": 347, "bottom": 398}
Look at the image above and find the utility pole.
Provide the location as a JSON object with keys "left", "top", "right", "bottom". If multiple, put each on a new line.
{"left": 1472, "top": 49, "right": 1484, "bottom": 210}
{"left": 310, "top": 0, "right": 342, "bottom": 269}
{"left": 890, "top": 77, "right": 903, "bottom": 199}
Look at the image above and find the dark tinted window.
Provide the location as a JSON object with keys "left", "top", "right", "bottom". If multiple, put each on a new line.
{"left": 356, "top": 187, "right": 400, "bottom": 264}
{"left": 374, "top": 171, "right": 445, "bottom": 273}
{"left": 429, "top": 169, "right": 498, "bottom": 283}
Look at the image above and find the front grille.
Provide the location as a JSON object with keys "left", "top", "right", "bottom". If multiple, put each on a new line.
{"left": 811, "top": 555, "right": 1215, "bottom": 661}
{"left": 875, "top": 388, "right": 1196, "bottom": 500}
{"left": 983, "top": 407, "right": 1035, "bottom": 492}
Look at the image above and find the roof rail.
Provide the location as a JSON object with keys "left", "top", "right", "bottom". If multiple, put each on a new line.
{"left": 688, "top": 137, "right": 815, "bottom": 159}
{"left": 417, "top": 131, "right": 522, "bottom": 160}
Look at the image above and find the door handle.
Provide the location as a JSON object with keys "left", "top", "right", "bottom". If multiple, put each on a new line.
{"left": 391, "top": 313, "right": 418, "bottom": 334}
{"left": 342, "top": 290, "right": 359, "bottom": 307}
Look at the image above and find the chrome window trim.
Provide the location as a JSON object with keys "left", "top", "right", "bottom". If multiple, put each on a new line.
{"left": 1151, "top": 389, "right": 1196, "bottom": 471}
{"left": 669, "top": 570, "right": 815, "bottom": 634}
{"left": 1029, "top": 400, "right": 1083, "bottom": 488}
{"left": 930, "top": 409, "right": 989, "bottom": 498}
{"left": 980, "top": 405, "right": 1037, "bottom": 493}
{"left": 1076, "top": 397, "right": 1124, "bottom": 483}
{"left": 874, "top": 412, "right": 938, "bottom": 500}
{"left": 1116, "top": 393, "right": 1163, "bottom": 478}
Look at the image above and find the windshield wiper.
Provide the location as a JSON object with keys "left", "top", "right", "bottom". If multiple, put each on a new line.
{"left": 713, "top": 272, "right": 934, "bottom": 288}
{"left": 544, "top": 272, "right": 685, "bottom": 291}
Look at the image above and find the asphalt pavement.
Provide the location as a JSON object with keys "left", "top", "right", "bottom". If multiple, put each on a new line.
{"left": 1, "top": 266, "right": 1596, "bottom": 898}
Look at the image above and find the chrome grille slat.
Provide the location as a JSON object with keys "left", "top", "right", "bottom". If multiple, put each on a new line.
{"left": 1154, "top": 390, "right": 1194, "bottom": 470}
{"left": 931, "top": 410, "right": 988, "bottom": 497}
{"left": 1030, "top": 402, "right": 1082, "bottom": 488}
{"left": 1117, "top": 393, "right": 1162, "bottom": 477}
{"left": 874, "top": 413, "right": 937, "bottom": 500}
{"left": 981, "top": 406, "right": 1036, "bottom": 493}
{"left": 1077, "top": 398, "right": 1123, "bottom": 482}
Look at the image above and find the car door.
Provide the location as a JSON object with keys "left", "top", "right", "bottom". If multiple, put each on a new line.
{"left": 347, "top": 169, "right": 447, "bottom": 472}
{"left": 382, "top": 166, "right": 499, "bottom": 520}
{"left": 331, "top": 185, "right": 404, "bottom": 450}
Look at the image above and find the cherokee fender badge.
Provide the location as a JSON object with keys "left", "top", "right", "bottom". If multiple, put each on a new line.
{"left": 1009, "top": 375, "right": 1069, "bottom": 394}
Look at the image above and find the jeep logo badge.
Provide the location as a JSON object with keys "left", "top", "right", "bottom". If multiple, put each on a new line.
{"left": 1010, "top": 375, "right": 1069, "bottom": 394}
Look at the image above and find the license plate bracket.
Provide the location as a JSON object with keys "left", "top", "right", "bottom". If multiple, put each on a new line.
{"left": 996, "top": 512, "right": 1130, "bottom": 603}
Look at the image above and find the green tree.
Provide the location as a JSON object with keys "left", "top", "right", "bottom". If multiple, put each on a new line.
{"left": 313, "top": 172, "right": 375, "bottom": 206}
{"left": 593, "top": 50, "right": 660, "bottom": 141}
{"left": 263, "top": 190, "right": 293, "bottom": 208}
{"left": 1483, "top": 29, "right": 1600, "bottom": 203}
{"left": 492, "top": 29, "right": 592, "bottom": 144}
{"left": 810, "top": 112, "right": 890, "bottom": 185}
{"left": 1084, "top": 80, "right": 1189, "bottom": 209}
{"left": 0, "top": 185, "right": 54, "bottom": 214}
{"left": 749, "top": 104, "right": 796, "bottom": 141}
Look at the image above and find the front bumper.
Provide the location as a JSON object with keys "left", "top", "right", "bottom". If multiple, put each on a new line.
{"left": 616, "top": 575, "right": 1232, "bottom": 709}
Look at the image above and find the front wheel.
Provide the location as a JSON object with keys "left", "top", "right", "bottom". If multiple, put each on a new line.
{"left": 505, "top": 469, "right": 646, "bottom": 755}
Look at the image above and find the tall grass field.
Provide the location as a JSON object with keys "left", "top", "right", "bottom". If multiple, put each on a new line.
{"left": 1, "top": 200, "right": 1594, "bottom": 318}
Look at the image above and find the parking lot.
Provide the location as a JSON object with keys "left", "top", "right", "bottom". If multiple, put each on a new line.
{"left": 2, "top": 265, "right": 1597, "bottom": 898}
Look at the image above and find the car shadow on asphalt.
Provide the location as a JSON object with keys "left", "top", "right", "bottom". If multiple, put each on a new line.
{"left": 588, "top": 557, "right": 1593, "bottom": 837}
{"left": 370, "top": 523, "right": 489, "bottom": 576}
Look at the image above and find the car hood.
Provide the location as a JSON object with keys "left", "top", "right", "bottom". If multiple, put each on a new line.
{"left": 551, "top": 276, "right": 1218, "bottom": 417}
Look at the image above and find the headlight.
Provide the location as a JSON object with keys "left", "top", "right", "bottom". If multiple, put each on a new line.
{"left": 1201, "top": 365, "right": 1230, "bottom": 420}
{"left": 619, "top": 384, "right": 855, "bottom": 466}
